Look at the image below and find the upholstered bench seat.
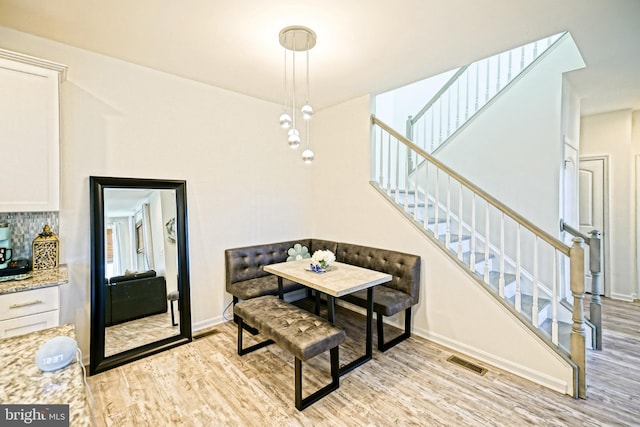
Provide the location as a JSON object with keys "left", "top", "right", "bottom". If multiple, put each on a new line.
{"left": 342, "top": 286, "right": 414, "bottom": 317}
{"left": 226, "top": 238, "right": 420, "bottom": 351}
{"left": 234, "top": 295, "right": 345, "bottom": 410}
{"left": 228, "top": 276, "right": 302, "bottom": 301}
{"left": 235, "top": 295, "right": 345, "bottom": 361}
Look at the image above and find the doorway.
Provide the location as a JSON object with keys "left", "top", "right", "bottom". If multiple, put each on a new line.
{"left": 579, "top": 156, "right": 608, "bottom": 296}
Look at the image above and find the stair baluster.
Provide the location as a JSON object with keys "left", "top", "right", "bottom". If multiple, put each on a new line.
{"left": 498, "top": 213, "right": 505, "bottom": 298}
{"left": 370, "top": 116, "right": 587, "bottom": 397}
{"left": 457, "top": 182, "right": 463, "bottom": 261}
{"left": 423, "top": 162, "right": 429, "bottom": 230}
{"left": 470, "top": 193, "right": 476, "bottom": 269}
{"left": 445, "top": 176, "right": 451, "bottom": 249}
{"left": 515, "top": 225, "right": 522, "bottom": 313}
{"left": 532, "top": 236, "right": 539, "bottom": 327}
{"left": 552, "top": 251, "right": 559, "bottom": 345}
{"left": 433, "top": 168, "right": 440, "bottom": 237}
{"left": 483, "top": 202, "right": 490, "bottom": 282}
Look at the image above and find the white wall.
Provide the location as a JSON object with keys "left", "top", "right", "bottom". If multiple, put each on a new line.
{"left": 581, "top": 109, "right": 637, "bottom": 300}
{"left": 435, "top": 34, "right": 585, "bottom": 237}
{"left": 0, "top": 26, "right": 314, "bottom": 355}
{"left": 312, "top": 95, "right": 575, "bottom": 395}
{"left": 0, "top": 25, "right": 577, "bottom": 393}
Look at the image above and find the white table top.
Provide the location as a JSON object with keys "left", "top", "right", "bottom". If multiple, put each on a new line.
{"left": 264, "top": 258, "right": 391, "bottom": 297}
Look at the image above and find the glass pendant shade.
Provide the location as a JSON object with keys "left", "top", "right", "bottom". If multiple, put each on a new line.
{"left": 302, "top": 148, "right": 314, "bottom": 163}
{"left": 301, "top": 104, "right": 313, "bottom": 120}
{"left": 288, "top": 128, "right": 301, "bottom": 148}
{"left": 279, "top": 113, "right": 292, "bottom": 129}
{"left": 279, "top": 26, "right": 316, "bottom": 156}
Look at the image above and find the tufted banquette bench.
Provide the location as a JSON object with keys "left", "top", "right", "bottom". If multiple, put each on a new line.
{"left": 225, "top": 239, "right": 420, "bottom": 351}
{"left": 235, "top": 295, "right": 346, "bottom": 410}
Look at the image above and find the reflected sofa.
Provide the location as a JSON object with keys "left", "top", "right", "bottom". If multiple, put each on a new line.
{"left": 105, "top": 270, "right": 168, "bottom": 326}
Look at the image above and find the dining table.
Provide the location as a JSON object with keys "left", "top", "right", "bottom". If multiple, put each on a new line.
{"left": 263, "top": 258, "right": 391, "bottom": 375}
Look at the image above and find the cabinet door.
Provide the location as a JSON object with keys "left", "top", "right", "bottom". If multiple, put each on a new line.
{"left": 0, "top": 55, "right": 62, "bottom": 212}
{"left": 0, "top": 310, "right": 60, "bottom": 338}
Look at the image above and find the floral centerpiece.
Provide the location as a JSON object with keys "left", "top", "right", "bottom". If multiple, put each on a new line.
{"left": 310, "top": 249, "right": 336, "bottom": 273}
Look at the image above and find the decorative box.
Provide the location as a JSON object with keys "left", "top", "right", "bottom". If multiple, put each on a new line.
{"left": 32, "top": 225, "right": 59, "bottom": 270}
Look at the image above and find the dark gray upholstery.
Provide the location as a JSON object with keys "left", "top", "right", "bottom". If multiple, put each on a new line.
{"left": 234, "top": 295, "right": 344, "bottom": 410}
{"left": 225, "top": 239, "right": 314, "bottom": 300}
{"left": 336, "top": 243, "right": 421, "bottom": 316}
{"left": 235, "top": 295, "right": 345, "bottom": 361}
{"left": 225, "top": 238, "right": 420, "bottom": 351}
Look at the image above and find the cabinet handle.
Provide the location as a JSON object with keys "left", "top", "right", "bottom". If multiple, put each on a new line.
{"left": 9, "top": 300, "right": 43, "bottom": 309}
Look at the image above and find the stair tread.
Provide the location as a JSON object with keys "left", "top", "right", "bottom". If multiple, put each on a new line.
{"left": 438, "top": 233, "right": 471, "bottom": 244}
{"left": 381, "top": 189, "right": 576, "bottom": 352}
{"left": 462, "top": 251, "right": 494, "bottom": 263}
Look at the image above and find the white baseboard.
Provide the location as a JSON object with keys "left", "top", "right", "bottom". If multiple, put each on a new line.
{"left": 609, "top": 292, "right": 635, "bottom": 302}
{"left": 412, "top": 325, "right": 572, "bottom": 396}
{"left": 192, "top": 316, "right": 227, "bottom": 334}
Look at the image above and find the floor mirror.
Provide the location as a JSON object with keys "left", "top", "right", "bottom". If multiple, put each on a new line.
{"left": 89, "top": 176, "right": 192, "bottom": 375}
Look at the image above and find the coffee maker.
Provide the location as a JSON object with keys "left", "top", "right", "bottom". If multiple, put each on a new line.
{"left": 0, "top": 221, "right": 12, "bottom": 269}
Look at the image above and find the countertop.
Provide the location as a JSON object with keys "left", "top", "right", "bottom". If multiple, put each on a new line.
{"left": 0, "top": 265, "right": 68, "bottom": 295}
{"left": 0, "top": 323, "right": 92, "bottom": 426}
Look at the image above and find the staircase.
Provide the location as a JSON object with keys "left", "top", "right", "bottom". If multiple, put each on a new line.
{"left": 393, "top": 187, "right": 585, "bottom": 348}
{"left": 406, "top": 32, "right": 564, "bottom": 155}
{"left": 370, "top": 116, "right": 589, "bottom": 398}
{"left": 369, "top": 31, "right": 600, "bottom": 398}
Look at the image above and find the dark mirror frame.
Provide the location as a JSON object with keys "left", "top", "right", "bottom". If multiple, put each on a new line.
{"left": 89, "top": 176, "right": 192, "bottom": 375}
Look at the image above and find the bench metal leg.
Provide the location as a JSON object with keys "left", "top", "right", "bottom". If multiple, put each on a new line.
{"left": 233, "top": 296, "right": 260, "bottom": 335}
{"left": 377, "top": 307, "right": 412, "bottom": 352}
{"left": 237, "top": 317, "right": 274, "bottom": 356}
{"left": 295, "top": 346, "right": 340, "bottom": 411}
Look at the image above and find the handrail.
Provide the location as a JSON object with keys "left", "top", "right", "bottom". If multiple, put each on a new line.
{"left": 559, "top": 220, "right": 590, "bottom": 243}
{"left": 373, "top": 115, "right": 570, "bottom": 255}
{"left": 408, "top": 65, "right": 470, "bottom": 127}
{"left": 405, "top": 32, "right": 566, "bottom": 154}
{"left": 372, "top": 115, "right": 587, "bottom": 397}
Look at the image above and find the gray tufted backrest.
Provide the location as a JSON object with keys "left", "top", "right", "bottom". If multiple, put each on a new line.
{"left": 309, "top": 239, "right": 338, "bottom": 255}
{"left": 225, "top": 239, "right": 312, "bottom": 289}
{"left": 335, "top": 242, "right": 421, "bottom": 303}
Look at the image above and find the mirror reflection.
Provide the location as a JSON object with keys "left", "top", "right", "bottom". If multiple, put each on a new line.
{"left": 103, "top": 188, "right": 179, "bottom": 356}
{"left": 90, "top": 176, "right": 191, "bottom": 376}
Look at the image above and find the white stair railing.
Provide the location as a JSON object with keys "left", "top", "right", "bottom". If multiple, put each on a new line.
{"left": 406, "top": 33, "right": 564, "bottom": 154}
{"left": 371, "top": 116, "right": 587, "bottom": 398}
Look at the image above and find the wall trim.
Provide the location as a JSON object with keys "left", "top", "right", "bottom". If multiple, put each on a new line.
{"left": 413, "top": 326, "right": 572, "bottom": 395}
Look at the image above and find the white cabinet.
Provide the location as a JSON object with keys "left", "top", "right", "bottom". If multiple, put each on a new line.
{"left": 0, "top": 286, "right": 60, "bottom": 338}
{"left": 0, "top": 49, "right": 67, "bottom": 212}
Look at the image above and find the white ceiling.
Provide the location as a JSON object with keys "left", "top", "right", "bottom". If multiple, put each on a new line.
{"left": 0, "top": 0, "right": 638, "bottom": 116}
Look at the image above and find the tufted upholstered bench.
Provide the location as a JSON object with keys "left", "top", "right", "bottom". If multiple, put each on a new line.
{"left": 336, "top": 243, "right": 421, "bottom": 351}
{"left": 225, "top": 239, "right": 338, "bottom": 324}
{"left": 225, "top": 239, "right": 420, "bottom": 351}
{"left": 234, "top": 295, "right": 346, "bottom": 410}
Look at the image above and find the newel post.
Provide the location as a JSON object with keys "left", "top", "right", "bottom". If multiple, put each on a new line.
{"left": 406, "top": 115, "right": 413, "bottom": 141}
{"left": 589, "top": 230, "right": 603, "bottom": 350}
{"left": 570, "top": 237, "right": 587, "bottom": 398}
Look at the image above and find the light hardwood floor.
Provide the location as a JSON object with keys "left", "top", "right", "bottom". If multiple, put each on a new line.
{"left": 87, "top": 297, "right": 640, "bottom": 426}
{"left": 105, "top": 311, "right": 179, "bottom": 356}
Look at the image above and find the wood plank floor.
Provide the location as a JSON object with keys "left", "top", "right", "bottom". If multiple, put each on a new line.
{"left": 87, "top": 297, "right": 640, "bottom": 426}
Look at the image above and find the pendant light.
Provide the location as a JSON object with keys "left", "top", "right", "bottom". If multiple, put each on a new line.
{"left": 279, "top": 26, "right": 316, "bottom": 161}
